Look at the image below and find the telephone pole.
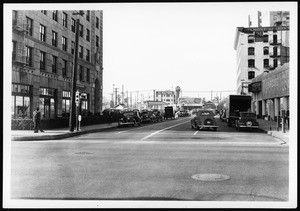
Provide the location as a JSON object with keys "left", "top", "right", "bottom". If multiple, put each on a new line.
{"left": 69, "top": 10, "right": 83, "bottom": 132}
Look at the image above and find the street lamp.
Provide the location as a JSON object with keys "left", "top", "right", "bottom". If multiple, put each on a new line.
{"left": 69, "top": 10, "right": 84, "bottom": 132}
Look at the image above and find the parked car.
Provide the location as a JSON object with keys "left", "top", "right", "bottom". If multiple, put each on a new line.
{"left": 235, "top": 112, "right": 259, "bottom": 131}
{"left": 118, "top": 110, "right": 141, "bottom": 127}
{"left": 191, "top": 109, "right": 218, "bottom": 131}
{"left": 152, "top": 109, "right": 163, "bottom": 122}
{"left": 179, "top": 110, "right": 189, "bottom": 117}
{"left": 140, "top": 110, "right": 155, "bottom": 123}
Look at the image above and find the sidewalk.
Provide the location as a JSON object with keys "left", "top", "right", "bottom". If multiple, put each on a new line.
{"left": 11, "top": 122, "right": 119, "bottom": 141}
{"left": 256, "top": 118, "right": 289, "bottom": 144}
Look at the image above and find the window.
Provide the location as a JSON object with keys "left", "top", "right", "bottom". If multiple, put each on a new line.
{"left": 263, "top": 35, "right": 268, "bottom": 42}
{"left": 52, "top": 10, "right": 58, "bottom": 21}
{"left": 273, "top": 59, "right": 278, "bottom": 68}
{"left": 96, "top": 35, "right": 99, "bottom": 47}
{"left": 40, "top": 51, "right": 46, "bottom": 70}
{"left": 248, "top": 71, "right": 255, "bottom": 80}
{"left": 248, "top": 59, "right": 255, "bottom": 68}
{"left": 62, "top": 59, "right": 67, "bottom": 77}
{"left": 52, "top": 55, "right": 57, "bottom": 73}
{"left": 52, "top": 31, "right": 58, "bottom": 47}
{"left": 79, "top": 45, "right": 83, "bottom": 58}
{"left": 26, "top": 17, "right": 33, "bottom": 36}
{"left": 62, "top": 91, "right": 71, "bottom": 117}
{"left": 71, "top": 18, "right": 76, "bottom": 32}
{"left": 248, "top": 47, "right": 255, "bottom": 55}
{"left": 11, "top": 84, "right": 31, "bottom": 119}
{"left": 79, "top": 24, "right": 83, "bottom": 37}
{"left": 263, "top": 59, "right": 269, "bottom": 68}
{"left": 26, "top": 46, "right": 33, "bottom": 66}
{"left": 63, "top": 12, "right": 68, "bottom": 27}
{"left": 39, "top": 87, "right": 56, "bottom": 119}
{"left": 62, "top": 36, "right": 67, "bottom": 51}
{"left": 40, "top": 24, "right": 46, "bottom": 42}
{"left": 79, "top": 65, "right": 84, "bottom": 81}
{"left": 263, "top": 47, "right": 269, "bottom": 55}
{"left": 12, "top": 41, "right": 17, "bottom": 60}
{"left": 96, "top": 17, "right": 99, "bottom": 29}
{"left": 41, "top": 10, "right": 47, "bottom": 15}
{"left": 80, "top": 93, "right": 88, "bottom": 116}
{"left": 86, "top": 10, "right": 90, "bottom": 21}
{"left": 248, "top": 35, "right": 254, "bottom": 43}
{"left": 272, "top": 47, "right": 278, "bottom": 56}
{"left": 272, "top": 34, "right": 278, "bottom": 44}
{"left": 86, "top": 68, "right": 90, "bottom": 82}
{"left": 71, "top": 41, "right": 75, "bottom": 55}
{"left": 12, "top": 10, "right": 18, "bottom": 25}
{"left": 86, "top": 29, "right": 90, "bottom": 41}
{"left": 86, "top": 49, "right": 90, "bottom": 61}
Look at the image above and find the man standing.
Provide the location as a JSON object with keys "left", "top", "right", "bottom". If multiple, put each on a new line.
{"left": 33, "top": 107, "right": 44, "bottom": 133}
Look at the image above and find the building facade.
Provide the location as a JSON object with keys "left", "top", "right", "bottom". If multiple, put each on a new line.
{"left": 248, "top": 63, "right": 289, "bottom": 124}
{"left": 12, "top": 10, "right": 103, "bottom": 120}
{"left": 233, "top": 25, "right": 289, "bottom": 95}
{"left": 153, "top": 90, "right": 176, "bottom": 105}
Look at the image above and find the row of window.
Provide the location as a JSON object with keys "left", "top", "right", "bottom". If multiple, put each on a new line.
{"left": 12, "top": 42, "right": 91, "bottom": 81}
{"left": 248, "top": 59, "right": 278, "bottom": 68}
{"left": 248, "top": 47, "right": 279, "bottom": 56}
{"left": 19, "top": 17, "right": 99, "bottom": 52}
{"left": 11, "top": 85, "right": 89, "bottom": 119}
{"left": 40, "top": 10, "right": 99, "bottom": 29}
{"left": 248, "top": 34, "right": 279, "bottom": 44}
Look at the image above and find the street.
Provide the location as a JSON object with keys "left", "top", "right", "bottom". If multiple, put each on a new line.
{"left": 11, "top": 117, "right": 289, "bottom": 201}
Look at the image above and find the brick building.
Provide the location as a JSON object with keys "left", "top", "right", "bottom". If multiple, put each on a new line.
{"left": 11, "top": 10, "right": 103, "bottom": 120}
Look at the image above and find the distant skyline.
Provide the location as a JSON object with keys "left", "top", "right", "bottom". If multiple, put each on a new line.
{"left": 4, "top": 2, "right": 297, "bottom": 102}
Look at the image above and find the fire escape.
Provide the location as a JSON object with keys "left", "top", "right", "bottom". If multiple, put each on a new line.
{"left": 12, "top": 11, "right": 29, "bottom": 66}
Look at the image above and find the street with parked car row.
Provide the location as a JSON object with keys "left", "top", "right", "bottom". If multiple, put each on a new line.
{"left": 11, "top": 115, "right": 288, "bottom": 202}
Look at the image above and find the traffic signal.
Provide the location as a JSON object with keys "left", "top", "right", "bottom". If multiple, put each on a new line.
{"left": 75, "top": 91, "right": 80, "bottom": 105}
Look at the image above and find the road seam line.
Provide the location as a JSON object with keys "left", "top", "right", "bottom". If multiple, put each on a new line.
{"left": 141, "top": 120, "right": 190, "bottom": 140}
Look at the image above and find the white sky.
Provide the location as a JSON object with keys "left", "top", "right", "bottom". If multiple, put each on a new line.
{"left": 99, "top": 2, "right": 296, "bottom": 99}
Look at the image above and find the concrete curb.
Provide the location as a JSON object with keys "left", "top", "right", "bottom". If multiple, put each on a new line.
{"left": 11, "top": 126, "right": 116, "bottom": 141}
{"left": 267, "top": 131, "right": 288, "bottom": 144}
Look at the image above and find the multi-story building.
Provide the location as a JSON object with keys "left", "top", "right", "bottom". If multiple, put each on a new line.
{"left": 233, "top": 14, "right": 289, "bottom": 95}
{"left": 153, "top": 90, "right": 176, "bottom": 105}
{"left": 270, "top": 11, "right": 290, "bottom": 26}
{"left": 234, "top": 11, "right": 290, "bottom": 126}
{"left": 11, "top": 10, "right": 103, "bottom": 120}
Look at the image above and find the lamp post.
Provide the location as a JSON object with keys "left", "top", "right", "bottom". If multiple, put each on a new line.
{"left": 69, "top": 10, "right": 84, "bottom": 132}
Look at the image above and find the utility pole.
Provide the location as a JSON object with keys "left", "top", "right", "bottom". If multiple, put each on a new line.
{"left": 114, "top": 88, "right": 118, "bottom": 105}
{"left": 112, "top": 84, "right": 115, "bottom": 107}
{"left": 122, "top": 84, "right": 124, "bottom": 104}
{"left": 69, "top": 10, "right": 83, "bottom": 132}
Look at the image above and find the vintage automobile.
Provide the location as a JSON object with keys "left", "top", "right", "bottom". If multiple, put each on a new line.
{"left": 118, "top": 110, "right": 141, "bottom": 127}
{"left": 235, "top": 112, "right": 259, "bottom": 131}
{"left": 191, "top": 109, "right": 218, "bottom": 131}
{"left": 152, "top": 109, "right": 163, "bottom": 122}
{"left": 164, "top": 106, "right": 174, "bottom": 119}
{"left": 140, "top": 110, "right": 155, "bottom": 123}
{"left": 178, "top": 110, "right": 190, "bottom": 117}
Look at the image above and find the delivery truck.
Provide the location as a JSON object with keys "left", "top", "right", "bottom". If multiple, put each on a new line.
{"left": 225, "top": 95, "right": 252, "bottom": 126}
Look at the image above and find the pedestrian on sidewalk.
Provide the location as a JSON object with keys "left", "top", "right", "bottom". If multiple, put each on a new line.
{"left": 33, "top": 107, "right": 44, "bottom": 133}
{"left": 108, "top": 109, "right": 112, "bottom": 125}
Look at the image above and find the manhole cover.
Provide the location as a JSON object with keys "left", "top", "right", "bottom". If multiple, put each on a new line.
{"left": 192, "top": 174, "right": 230, "bottom": 181}
{"left": 75, "top": 152, "right": 93, "bottom": 155}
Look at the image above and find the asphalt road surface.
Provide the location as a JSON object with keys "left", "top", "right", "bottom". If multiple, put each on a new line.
{"left": 11, "top": 116, "right": 289, "bottom": 202}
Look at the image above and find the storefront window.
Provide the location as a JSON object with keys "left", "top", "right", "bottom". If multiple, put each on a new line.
{"left": 62, "top": 91, "right": 71, "bottom": 117}
{"left": 80, "top": 93, "right": 88, "bottom": 116}
{"left": 11, "top": 83, "right": 31, "bottom": 119}
{"left": 39, "top": 87, "right": 56, "bottom": 119}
